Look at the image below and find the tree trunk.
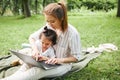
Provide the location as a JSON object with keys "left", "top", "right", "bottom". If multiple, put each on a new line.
{"left": 117, "top": 0, "right": 120, "bottom": 17}
{"left": 35, "top": 0, "right": 38, "bottom": 14}
{"left": 22, "top": 0, "right": 31, "bottom": 17}
{"left": 13, "top": 0, "right": 19, "bottom": 15}
{"left": 42, "top": 0, "right": 46, "bottom": 8}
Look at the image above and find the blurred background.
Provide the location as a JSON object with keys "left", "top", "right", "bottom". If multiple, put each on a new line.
{"left": 0, "top": 0, "right": 119, "bottom": 17}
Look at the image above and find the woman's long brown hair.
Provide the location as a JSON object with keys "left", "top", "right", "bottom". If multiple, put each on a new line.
{"left": 43, "top": 1, "right": 68, "bottom": 32}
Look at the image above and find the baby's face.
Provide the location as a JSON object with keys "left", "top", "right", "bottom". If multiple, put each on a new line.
{"left": 41, "top": 35, "right": 52, "bottom": 52}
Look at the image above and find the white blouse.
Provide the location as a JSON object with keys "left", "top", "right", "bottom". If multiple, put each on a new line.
{"left": 30, "top": 24, "right": 82, "bottom": 61}
{"left": 35, "top": 40, "right": 55, "bottom": 58}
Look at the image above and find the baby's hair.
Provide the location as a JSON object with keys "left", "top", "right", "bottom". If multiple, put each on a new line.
{"left": 39, "top": 26, "right": 57, "bottom": 45}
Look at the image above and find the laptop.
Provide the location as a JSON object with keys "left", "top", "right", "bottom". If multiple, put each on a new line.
{"left": 10, "top": 50, "right": 60, "bottom": 70}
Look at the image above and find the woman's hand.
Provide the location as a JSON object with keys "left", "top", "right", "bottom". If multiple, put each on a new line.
{"left": 45, "top": 56, "right": 78, "bottom": 64}
{"left": 45, "top": 58, "right": 63, "bottom": 64}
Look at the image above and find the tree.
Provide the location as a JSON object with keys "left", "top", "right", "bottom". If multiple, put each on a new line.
{"left": 12, "top": 0, "right": 19, "bottom": 15}
{"left": 35, "top": 0, "right": 38, "bottom": 14}
{"left": 42, "top": 0, "right": 58, "bottom": 7}
{"left": 1, "top": 0, "right": 10, "bottom": 16}
{"left": 42, "top": 0, "right": 46, "bottom": 7}
{"left": 22, "top": 0, "right": 31, "bottom": 17}
{"left": 117, "top": 0, "right": 120, "bottom": 17}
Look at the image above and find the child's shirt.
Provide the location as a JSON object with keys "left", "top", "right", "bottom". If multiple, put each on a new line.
{"left": 35, "top": 40, "right": 56, "bottom": 58}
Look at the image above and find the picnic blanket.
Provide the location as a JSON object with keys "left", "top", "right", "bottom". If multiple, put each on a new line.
{"left": 0, "top": 43, "right": 118, "bottom": 79}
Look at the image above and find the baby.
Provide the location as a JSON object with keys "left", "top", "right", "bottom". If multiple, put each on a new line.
{"left": 11, "top": 26, "right": 57, "bottom": 66}
{"left": 34, "top": 26, "right": 57, "bottom": 61}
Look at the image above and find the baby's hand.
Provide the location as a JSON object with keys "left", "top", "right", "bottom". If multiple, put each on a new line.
{"left": 38, "top": 55, "right": 48, "bottom": 61}
{"left": 32, "top": 54, "right": 39, "bottom": 61}
{"left": 32, "top": 50, "right": 40, "bottom": 61}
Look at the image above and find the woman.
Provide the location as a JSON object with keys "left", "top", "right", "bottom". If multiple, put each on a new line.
{"left": 0, "top": 1, "right": 82, "bottom": 80}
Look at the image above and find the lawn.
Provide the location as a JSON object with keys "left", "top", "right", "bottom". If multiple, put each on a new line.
{"left": 0, "top": 9, "right": 120, "bottom": 80}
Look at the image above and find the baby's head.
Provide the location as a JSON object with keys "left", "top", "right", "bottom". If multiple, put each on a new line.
{"left": 39, "top": 26, "right": 57, "bottom": 51}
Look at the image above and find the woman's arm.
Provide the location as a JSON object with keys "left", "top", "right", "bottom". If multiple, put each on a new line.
{"left": 45, "top": 55, "right": 78, "bottom": 64}
{"left": 59, "top": 55, "right": 78, "bottom": 63}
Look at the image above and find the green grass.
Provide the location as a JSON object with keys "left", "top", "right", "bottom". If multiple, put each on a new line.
{"left": 0, "top": 15, "right": 45, "bottom": 55}
{"left": 0, "top": 9, "right": 120, "bottom": 80}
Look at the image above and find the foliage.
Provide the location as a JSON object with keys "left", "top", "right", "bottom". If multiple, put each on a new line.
{"left": 67, "top": 0, "right": 117, "bottom": 12}
{"left": 0, "top": 0, "right": 118, "bottom": 16}
{"left": 0, "top": 0, "right": 59, "bottom": 16}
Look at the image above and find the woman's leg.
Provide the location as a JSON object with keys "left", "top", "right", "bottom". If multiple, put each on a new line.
{"left": 0, "top": 64, "right": 71, "bottom": 80}
{"left": 42, "top": 64, "right": 72, "bottom": 78}
{"left": 0, "top": 64, "right": 31, "bottom": 80}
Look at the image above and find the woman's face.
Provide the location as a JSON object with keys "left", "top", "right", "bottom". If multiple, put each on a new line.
{"left": 44, "top": 14, "right": 62, "bottom": 30}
